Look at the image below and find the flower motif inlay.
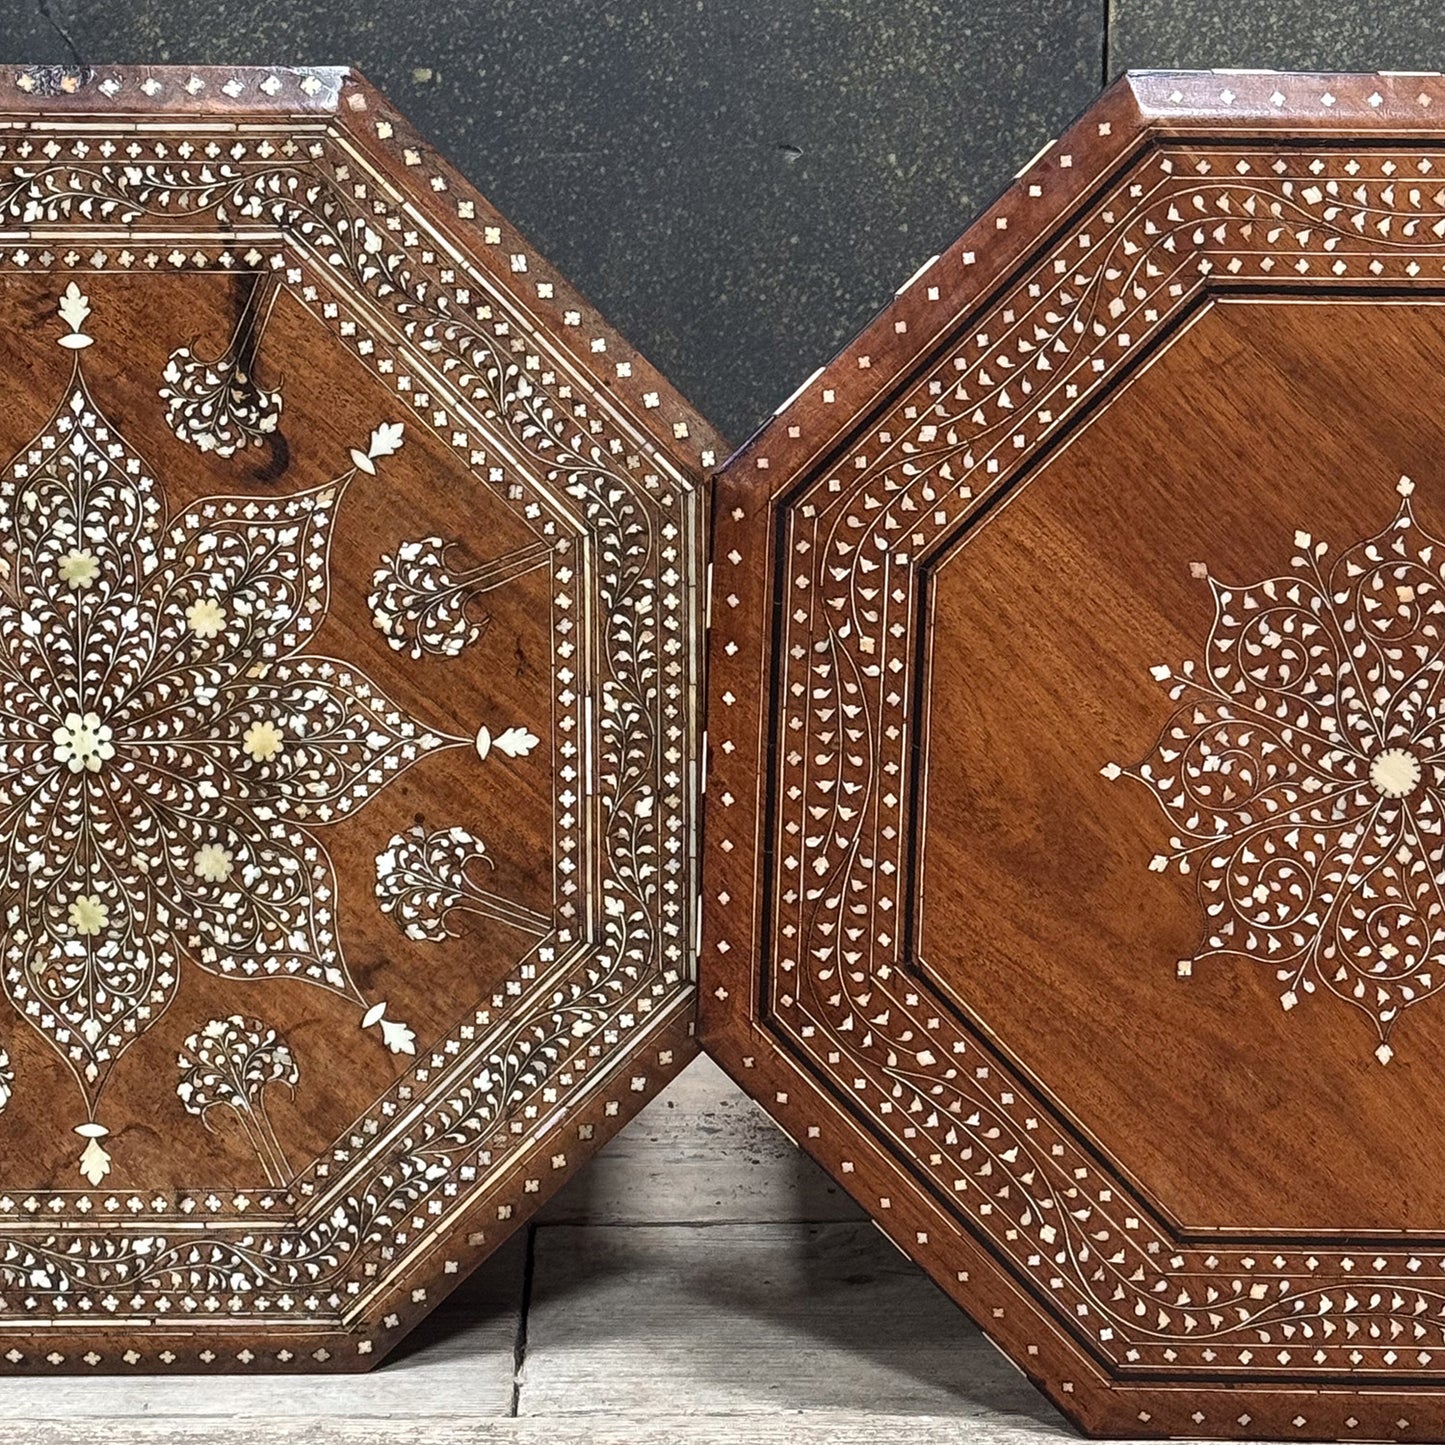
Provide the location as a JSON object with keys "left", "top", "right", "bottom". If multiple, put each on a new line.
{"left": 1113, "top": 476, "right": 1445, "bottom": 1064}
{"left": 52, "top": 711, "right": 114, "bottom": 774}
{"left": 376, "top": 824, "right": 552, "bottom": 940}
{"left": 176, "top": 1014, "right": 298, "bottom": 1188}
{"left": 0, "top": 285, "right": 545, "bottom": 1183}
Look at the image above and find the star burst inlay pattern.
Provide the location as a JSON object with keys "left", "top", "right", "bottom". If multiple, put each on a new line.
{"left": 1111, "top": 476, "right": 1445, "bottom": 1065}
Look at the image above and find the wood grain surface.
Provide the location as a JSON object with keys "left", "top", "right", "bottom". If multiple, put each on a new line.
{"left": 702, "top": 69, "right": 1445, "bottom": 1441}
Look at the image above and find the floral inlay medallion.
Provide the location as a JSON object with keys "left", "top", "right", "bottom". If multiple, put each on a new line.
{"left": 375, "top": 824, "right": 552, "bottom": 940}
{"left": 0, "top": 285, "right": 541, "bottom": 1183}
{"left": 369, "top": 536, "right": 555, "bottom": 659}
{"left": 176, "top": 1014, "right": 298, "bottom": 1188}
{"left": 159, "top": 272, "right": 283, "bottom": 461}
{"left": 1112, "top": 477, "right": 1445, "bottom": 1064}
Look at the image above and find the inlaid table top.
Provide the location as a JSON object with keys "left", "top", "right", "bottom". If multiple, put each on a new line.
{"left": 700, "top": 70, "right": 1445, "bottom": 1442}
{"left": 0, "top": 63, "right": 719, "bottom": 1372}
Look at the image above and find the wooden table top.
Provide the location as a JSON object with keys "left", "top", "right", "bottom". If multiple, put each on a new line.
{"left": 701, "top": 69, "right": 1445, "bottom": 1441}
{"left": 0, "top": 62, "right": 719, "bottom": 1373}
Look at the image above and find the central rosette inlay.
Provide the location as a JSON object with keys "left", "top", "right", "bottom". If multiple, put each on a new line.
{"left": 0, "top": 284, "right": 496, "bottom": 1184}
{"left": 51, "top": 710, "right": 115, "bottom": 774}
{"left": 1113, "top": 475, "right": 1445, "bottom": 1066}
{"left": 1370, "top": 746, "right": 1423, "bottom": 799}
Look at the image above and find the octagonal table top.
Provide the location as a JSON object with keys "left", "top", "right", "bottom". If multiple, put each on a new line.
{"left": 700, "top": 69, "right": 1445, "bottom": 1442}
{"left": 0, "top": 62, "right": 719, "bottom": 1372}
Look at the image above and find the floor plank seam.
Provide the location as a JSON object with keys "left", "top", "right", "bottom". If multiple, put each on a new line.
{"left": 510, "top": 1226, "right": 538, "bottom": 1418}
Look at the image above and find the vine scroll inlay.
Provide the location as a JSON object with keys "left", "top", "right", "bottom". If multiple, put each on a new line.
{"left": 1114, "top": 476, "right": 1445, "bottom": 1064}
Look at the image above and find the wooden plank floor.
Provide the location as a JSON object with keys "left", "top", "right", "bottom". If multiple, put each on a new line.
{"left": 0, "top": 1059, "right": 1124, "bottom": 1442}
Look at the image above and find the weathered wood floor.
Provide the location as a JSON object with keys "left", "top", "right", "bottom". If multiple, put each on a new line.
{"left": 1, "top": 1058, "right": 1105, "bottom": 1443}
